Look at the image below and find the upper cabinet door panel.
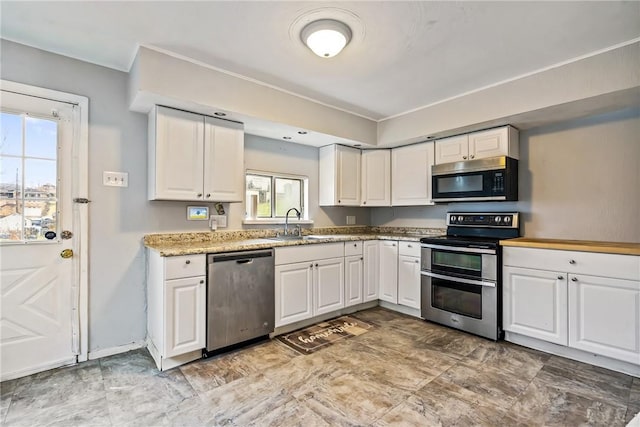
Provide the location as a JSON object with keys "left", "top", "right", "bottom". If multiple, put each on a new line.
{"left": 204, "top": 119, "right": 244, "bottom": 202}
{"left": 361, "top": 150, "right": 391, "bottom": 207}
{"left": 468, "top": 126, "right": 519, "bottom": 160}
{"left": 434, "top": 135, "right": 469, "bottom": 164}
{"left": 391, "top": 141, "right": 434, "bottom": 206}
{"left": 336, "top": 146, "right": 361, "bottom": 206}
{"left": 153, "top": 107, "right": 204, "bottom": 200}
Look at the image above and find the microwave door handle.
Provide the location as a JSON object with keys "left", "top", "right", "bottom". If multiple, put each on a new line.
{"left": 421, "top": 271, "right": 496, "bottom": 288}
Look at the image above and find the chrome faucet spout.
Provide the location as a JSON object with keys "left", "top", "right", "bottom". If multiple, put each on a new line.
{"left": 284, "top": 208, "right": 301, "bottom": 235}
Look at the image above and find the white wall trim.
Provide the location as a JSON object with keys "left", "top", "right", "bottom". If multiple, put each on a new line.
{"left": 0, "top": 79, "right": 90, "bottom": 363}
{"left": 0, "top": 357, "right": 77, "bottom": 382}
{"left": 87, "top": 341, "right": 147, "bottom": 360}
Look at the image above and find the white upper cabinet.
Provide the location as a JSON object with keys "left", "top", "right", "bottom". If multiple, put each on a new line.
{"left": 319, "top": 145, "right": 361, "bottom": 206}
{"left": 203, "top": 118, "right": 245, "bottom": 202}
{"left": 391, "top": 141, "right": 435, "bottom": 206}
{"left": 149, "top": 106, "right": 244, "bottom": 201}
{"left": 361, "top": 150, "right": 391, "bottom": 206}
{"left": 435, "top": 126, "right": 519, "bottom": 164}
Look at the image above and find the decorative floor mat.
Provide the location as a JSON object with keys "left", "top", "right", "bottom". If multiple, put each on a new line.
{"left": 277, "top": 315, "right": 373, "bottom": 355}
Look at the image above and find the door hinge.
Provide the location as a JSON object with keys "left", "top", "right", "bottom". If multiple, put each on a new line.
{"left": 73, "top": 198, "right": 91, "bottom": 204}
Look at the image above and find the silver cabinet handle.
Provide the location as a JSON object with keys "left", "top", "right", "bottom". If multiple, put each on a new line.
{"left": 338, "top": 199, "right": 341, "bottom": 203}
{"left": 197, "top": 193, "right": 203, "bottom": 198}
{"left": 315, "top": 263, "right": 319, "bottom": 267}
{"left": 360, "top": 257, "right": 363, "bottom": 260}
{"left": 407, "top": 244, "right": 412, "bottom": 248}
{"left": 470, "top": 155, "right": 475, "bottom": 159}
{"left": 363, "top": 201, "right": 367, "bottom": 204}
{"left": 185, "top": 260, "right": 191, "bottom": 264}
{"left": 557, "top": 275, "right": 564, "bottom": 280}
{"left": 310, "top": 263, "right": 313, "bottom": 268}
{"left": 199, "top": 280, "right": 204, "bottom": 284}
{"left": 463, "top": 156, "right": 468, "bottom": 160}
{"left": 415, "top": 259, "right": 419, "bottom": 263}
{"left": 569, "top": 259, "right": 576, "bottom": 265}
{"left": 206, "top": 194, "right": 211, "bottom": 198}
{"left": 392, "top": 243, "right": 396, "bottom": 247}
{"left": 571, "top": 277, "right": 578, "bottom": 282}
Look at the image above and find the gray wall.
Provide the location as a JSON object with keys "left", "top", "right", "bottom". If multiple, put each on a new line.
{"left": 372, "top": 107, "right": 640, "bottom": 243}
{"left": 0, "top": 40, "right": 367, "bottom": 353}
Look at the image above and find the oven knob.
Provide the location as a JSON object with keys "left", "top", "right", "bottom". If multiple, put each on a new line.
{"left": 503, "top": 216, "right": 511, "bottom": 223}
{"left": 494, "top": 216, "right": 501, "bottom": 223}
{"left": 458, "top": 216, "right": 464, "bottom": 222}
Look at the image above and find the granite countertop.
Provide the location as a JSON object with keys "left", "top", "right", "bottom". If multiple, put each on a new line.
{"left": 500, "top": 237, "right": 640, "bottom": 256}
{"left": 144, "top": 226, "right": 445, "bottom": 257}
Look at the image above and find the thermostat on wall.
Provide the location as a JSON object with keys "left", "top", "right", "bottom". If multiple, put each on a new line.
{"left": 187, "top": 206, "right": 209, "bottom": 221}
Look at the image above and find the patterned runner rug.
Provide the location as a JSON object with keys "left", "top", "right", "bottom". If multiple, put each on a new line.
{"left": 277, "top": 315, "right": 373, "bottom": 355}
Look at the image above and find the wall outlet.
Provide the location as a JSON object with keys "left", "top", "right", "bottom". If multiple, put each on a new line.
{"left": 209, "top": 215, "right": 227, "bottom": 228}
{"left": 346, "top": 215, "right": 356, "bottom": 225}
{"left": 103, "top": 171, "right": 128, "bottom": 187}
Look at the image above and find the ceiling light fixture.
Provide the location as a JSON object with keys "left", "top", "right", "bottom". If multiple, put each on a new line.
{"left": 301, "top": 19, "right": 352, "bottom": 58}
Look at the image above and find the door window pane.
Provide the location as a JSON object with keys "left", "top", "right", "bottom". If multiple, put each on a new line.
{"left": 25, "top": 117, "right": 58, "bottom": 159}
{"left": 275, "top": 178, "right": 301, "bottom": 217}
{"left": 0, "top": 114, "right": 58, "bottom": 243}
{"left": 0, "top": 112, "right": 22, "bottom": 156}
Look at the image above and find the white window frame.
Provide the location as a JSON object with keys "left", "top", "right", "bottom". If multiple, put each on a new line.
{"left": 244, "top": 170, "right": 312, "bottom": 224}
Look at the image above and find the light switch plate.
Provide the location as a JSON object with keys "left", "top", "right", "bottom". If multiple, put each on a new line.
{"left": 103, "top": 171, "right": 128, "bottom": 187}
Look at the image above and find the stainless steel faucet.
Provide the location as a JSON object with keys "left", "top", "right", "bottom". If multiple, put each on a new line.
{"left": 284, "top": 208, "right": 301, "bottom": 236}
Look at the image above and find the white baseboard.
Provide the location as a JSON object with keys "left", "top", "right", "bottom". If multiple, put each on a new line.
{"left": 87, "top": 341, "right": 147, "bottom": 360}
{"left": 1, "top": 357, "right": 77, "bottom": 382}
{"left": 378, "top": 300, "right": 421, "bottom": 318}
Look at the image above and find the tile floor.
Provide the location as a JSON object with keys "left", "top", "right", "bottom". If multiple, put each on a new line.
{"left": 1, "top": 307, "right": 638, "bottom": 426}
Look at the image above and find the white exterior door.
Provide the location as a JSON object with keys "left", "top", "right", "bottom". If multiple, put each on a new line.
{"left": 0, "top": 90, "right": 84, "bottom": 380}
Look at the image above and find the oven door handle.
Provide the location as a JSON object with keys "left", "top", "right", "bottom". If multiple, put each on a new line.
{"left": 420, "top": 243, "right": 496, "bottom": 255}
{"left": 420, "top": 271, "right": 496, "bottom": 288}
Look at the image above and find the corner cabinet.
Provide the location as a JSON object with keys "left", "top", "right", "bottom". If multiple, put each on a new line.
{"left": 146, "top": 251, "right": 206, "bottom": 371}
{"left": 319, "top": 145, "right": 361, "bottom": 206}
{"left": 435, "top": 126, "right": 519, "bottom": 164}
{"left": 503, "top": 246, "right": 640, "bottom": 366}
{"left": 148, "top": 105, "right": 244, "bottom": 202}
{"left": 391, "top": 142, "right": 435, "bottom": 206}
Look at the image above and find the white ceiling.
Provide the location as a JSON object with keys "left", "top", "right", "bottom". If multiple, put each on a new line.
{"left": 1, "top": 1, "right": 639, "bottom": 121}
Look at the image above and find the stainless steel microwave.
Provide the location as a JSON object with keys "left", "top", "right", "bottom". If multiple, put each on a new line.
{"left": 431, "top": 156, "right": 518, "bottom": 203}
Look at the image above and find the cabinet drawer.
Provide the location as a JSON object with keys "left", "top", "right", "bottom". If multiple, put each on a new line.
{"left": 399, "top": 241, "right": 421, "bottom": 257}
{"left": 345, "top": 241, "right": 363, "bottom": 257}
{"left": 275, "top": 243, "right": 345, "bottom": 265}
{"left": 165, "top": 255, "right": 206, "bottom": 280}
{"left": 503, "top": 247, "right": 640, "bottom": 281}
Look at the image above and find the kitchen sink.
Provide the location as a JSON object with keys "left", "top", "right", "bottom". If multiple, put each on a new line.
{"left": 266, "top": 235, "right": 307, "bottom": 241}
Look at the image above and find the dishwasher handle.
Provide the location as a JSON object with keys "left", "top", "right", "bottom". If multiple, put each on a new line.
{"left": 209, "top": 249, "right": 273, "bottom": 263}
{"left": 236, "top": 259, "right": 253, "bottom": 264}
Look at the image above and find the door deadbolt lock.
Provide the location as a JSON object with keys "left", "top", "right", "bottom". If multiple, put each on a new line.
{"left": 61, "top": 230, "right": 73, "bottom": 239}
{"left": 60, "top": 249, "right": 74, "bottom": 259}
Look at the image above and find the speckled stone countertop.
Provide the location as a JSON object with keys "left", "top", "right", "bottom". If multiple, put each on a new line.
{"left": 144, "top": 226, "right": 446, "bottom": 257}
{"left": 500, "top": 237, "right": 640, "bottom": 256}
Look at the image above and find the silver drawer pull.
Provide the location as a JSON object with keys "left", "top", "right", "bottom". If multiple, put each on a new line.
{"left": 571, "top": 277, "right": 578, "bottom": 282}
{"left": 185, "top": 260, "right": 191, "bottom": 265}
{"left": 569, "top": 259, "right": 576, "bottom": 265}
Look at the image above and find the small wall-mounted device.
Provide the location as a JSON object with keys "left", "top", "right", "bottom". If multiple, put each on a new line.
{"left": 187, "top": 206, "right": 209, "bottom": 221}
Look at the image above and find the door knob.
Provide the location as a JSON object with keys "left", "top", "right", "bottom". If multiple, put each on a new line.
{"left": 60, "top": 249, "right": 73, "bottom": 259}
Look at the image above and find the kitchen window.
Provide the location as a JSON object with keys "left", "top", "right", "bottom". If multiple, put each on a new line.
{"left": 245, "top": 172, "right": 308, "bottom": 220}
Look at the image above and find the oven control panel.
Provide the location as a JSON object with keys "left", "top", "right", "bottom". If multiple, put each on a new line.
{"left": 446, "top": 212, "right": 519, "bottom": 228}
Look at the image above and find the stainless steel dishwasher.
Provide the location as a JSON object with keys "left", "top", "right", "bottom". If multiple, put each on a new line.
{"left": 206, "top": 249, "right": 274, "bottom": 353}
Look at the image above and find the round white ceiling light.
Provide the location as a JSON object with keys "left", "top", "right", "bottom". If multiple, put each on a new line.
{"left": 301, "top": 19, "right": 352, "bottom": 58}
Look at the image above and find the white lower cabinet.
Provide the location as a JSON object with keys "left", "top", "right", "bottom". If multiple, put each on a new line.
{"left": 503, "top": 266, "right": 568, "bottom": 345}
{"left": 147, "top": 252, "right": 206, "bottom": 370}
{"left": 275, "top": 243, "right": 345, "bottom": 328}
{"left": 345, "top": 255, "right": 364, "bottom": 307}
{"left": 275, "top": 261, "right": 314, "bottom": 327}
{"left": 569, "top": 274, "right": 640, "bottom": 364}
{"left": 363, "top": 240, "right": 380, "bottom": 302}
{"left": 503, "top": 246, "right": 640, "bottom": 366}
{"left": 398, "top": 254, "right": 421, "bottom": 309}
{"left": 379, "top": 241, "right": 399, "bottom": 303}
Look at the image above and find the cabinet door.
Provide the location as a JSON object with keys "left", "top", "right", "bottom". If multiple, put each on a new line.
{"left": 569, "top": 274, "right": 640, "bottom": 364}
{"left": 275, "top": 262, "right": 313, "bottom": 327}
{"left": 314, "top": 257, "right": 345, "bottom": 315}
{"left": 163, "top": 276, "right": 206, "bottom": 357}
{"left": 204, "top": 119, "right": 244, "bottom": 202}
{"left": 379, "top": 241, "right": 399, "bottom": 304}
{"left": 361, "top": 150, "right": 390, "bottom": 206}
{"left": 398, "top": 255, "right": 421, "bottom": 309}
{"left": 503, "top": 266, "right": 568, "bottom": 345}
{"left": 363, "top": 240, "right": 380, "bottom": 302}
{"left": 391, "top": 142, "right": 434, "bottom": 206}
{"left": 336, "top": 146, "right": 361, "bottom": 206}
{"left": 468, "top": 127, "right": 510, "bottom": 160}
{"left": 345, "top": 255, "right": 364, "bottom": 307}
{"left": 434, "top": 135, "right": 469, "bottom": 164}
{"left": 153, "top": 107, "right": 204, "bottom": 200}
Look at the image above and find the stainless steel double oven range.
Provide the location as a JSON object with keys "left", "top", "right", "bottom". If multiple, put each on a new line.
{"left": 420, "top": 212, "right": 519, "bottom": 340}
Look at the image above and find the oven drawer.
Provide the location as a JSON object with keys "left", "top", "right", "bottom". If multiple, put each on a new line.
{"left": 399, "top": 241, "right": 420, "bottom": 257}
